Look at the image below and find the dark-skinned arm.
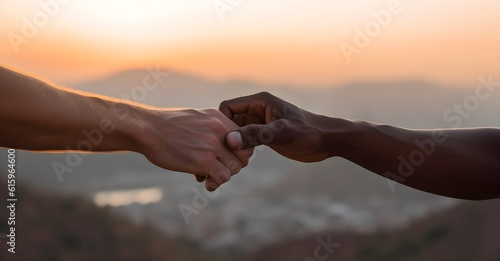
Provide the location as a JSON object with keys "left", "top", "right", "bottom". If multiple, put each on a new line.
{"left": 220, "top": 92, "right": 500, "bottom": 200}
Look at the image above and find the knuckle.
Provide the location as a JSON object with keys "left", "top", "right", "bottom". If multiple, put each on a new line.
{"left": 228, "top": 160, "right": 242, "bottom": 174}
{"left": 213, "top": 171, "right": 230, "bottom": 184}
{"left": 204, "top": 108, "right": 219, "bottom": 116}
{"left": 197, "top": 152, "right": 216, "bottom": 166}
{"left": 257, "top": 91, "right": 272, "bottom": 98}
{"left": 205, "top": 179, "right": 216, "bottom": 191}
{"left": 205, "top": 135, "right": 221, "bottom": 147}
{"left": 219, "top": 100, "right": 229, "bottom": 108}
{"left": 246, "top": 125, "right": 260, "bottom": 137}
{"left": 244, "top": 148, "right": 254, "bottom": 158}
{"left": 207, "top": 119, "right": 227, "bottom": 133}
{"left": 257, "top": 91, "right": 276, "bottom": 102}
{"left": 236, "top": 150, "right": 253, "bottom": 167}
{"left": 243, "top": 125, "right": 265, "bottom": 146}
{"left": 186, "top": 108, "right": 202, "bottom": 116}
{"left": 238, "top": 158, "right": 249, "bottom": 168}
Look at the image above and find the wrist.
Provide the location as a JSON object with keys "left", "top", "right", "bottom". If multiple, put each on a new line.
{"left": 318, "top": 117, "right": 359, "bottom": 158}
{"left": 110, "top": 102, "right": 161, "bottom": 154}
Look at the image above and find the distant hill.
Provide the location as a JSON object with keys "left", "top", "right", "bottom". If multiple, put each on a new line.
{"left": 72, "top": 68, "right": 500, "bottom": 129}
{"left": 72, "top": 68, "right": 263, "bottom": 109}
{"left": 245, "top": 199, "right": 500, "bottom": 261}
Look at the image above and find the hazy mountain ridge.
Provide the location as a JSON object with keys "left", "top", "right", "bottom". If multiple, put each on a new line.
{"left": 73, "top": 69, "right": 499, "bottom": 128}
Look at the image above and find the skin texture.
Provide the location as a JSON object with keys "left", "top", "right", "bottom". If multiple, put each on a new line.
{"left": 220, "top": 92, "right": 500, "bottom": 200}
{"left": 0, "top": 66, "right": 252, "bottom": 191}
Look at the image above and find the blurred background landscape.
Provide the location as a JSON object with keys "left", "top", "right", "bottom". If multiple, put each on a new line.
{"left": 1, "top": 0, "right": 500, "bottom": 260}
{"left": 1, "top": 71, "right": 500, "bottom": 260}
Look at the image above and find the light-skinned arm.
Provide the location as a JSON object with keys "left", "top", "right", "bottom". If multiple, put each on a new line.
{"left": 0, "top": 66, "right": 252, "bottom": 191}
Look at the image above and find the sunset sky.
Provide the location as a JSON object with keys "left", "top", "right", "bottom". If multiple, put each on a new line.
{"left": 1, "top": 0, "right": 499, "bottom": 87}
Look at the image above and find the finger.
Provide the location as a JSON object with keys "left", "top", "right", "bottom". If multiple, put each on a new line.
{"left": 216, "top": 147, "right": 243, "bottom": 175}
{"left": 226, "top": 119, "right": 291, "bottom": 149}
{"left": 225, "top": 126, "right": 266, "bottom": 149}
{"left": 233, "top": 148, "right": 254, "bottom": 167}
{"left": 227, "top": 112, "right": 268, "bottom": 127}
{"left": 216, "top": 115, "right": 255, "bottom": 165}
{"left": 195, "top": 175, "right": 206, "bottom": 182}
{"left": 205, "top": 177, "right": 220, "bottom": 192}
{"left": 205, "top": 161, "right": 232, "bottom": 191}
{"left": 232, "top": 114, "right": 246, "bottom": 127}
{"left": 219, "top": 92, "right": 272, "bottom": 119}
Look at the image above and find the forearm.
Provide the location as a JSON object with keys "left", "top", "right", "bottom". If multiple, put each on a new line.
{"left": 0, "top": 66, "right": 250, "bottom": 190}
{"left": 324, "top": 117, "right": 500, "bottom": 200}
{"left": 0, "top": 66, "right": 149, "bottom": 152}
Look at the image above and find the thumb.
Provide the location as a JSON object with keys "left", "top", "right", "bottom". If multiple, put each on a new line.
{"left": 226, "top": 124, "right": 273, "bottom": 149}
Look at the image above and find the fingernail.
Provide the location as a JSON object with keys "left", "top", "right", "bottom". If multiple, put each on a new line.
{"left": 227, "top": 131, "right": 243, "bottom": 148}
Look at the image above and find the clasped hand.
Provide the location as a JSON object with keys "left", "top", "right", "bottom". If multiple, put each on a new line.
{"left": 139, "top": 108, "right": 253, "bottom": 192}
{"left": 142, "top": 92, "right": 327, "bottom": 192}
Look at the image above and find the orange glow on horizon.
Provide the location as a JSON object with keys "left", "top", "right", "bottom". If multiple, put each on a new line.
{"left": 1, "top": 0, "right": 499, "bottom": 88}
